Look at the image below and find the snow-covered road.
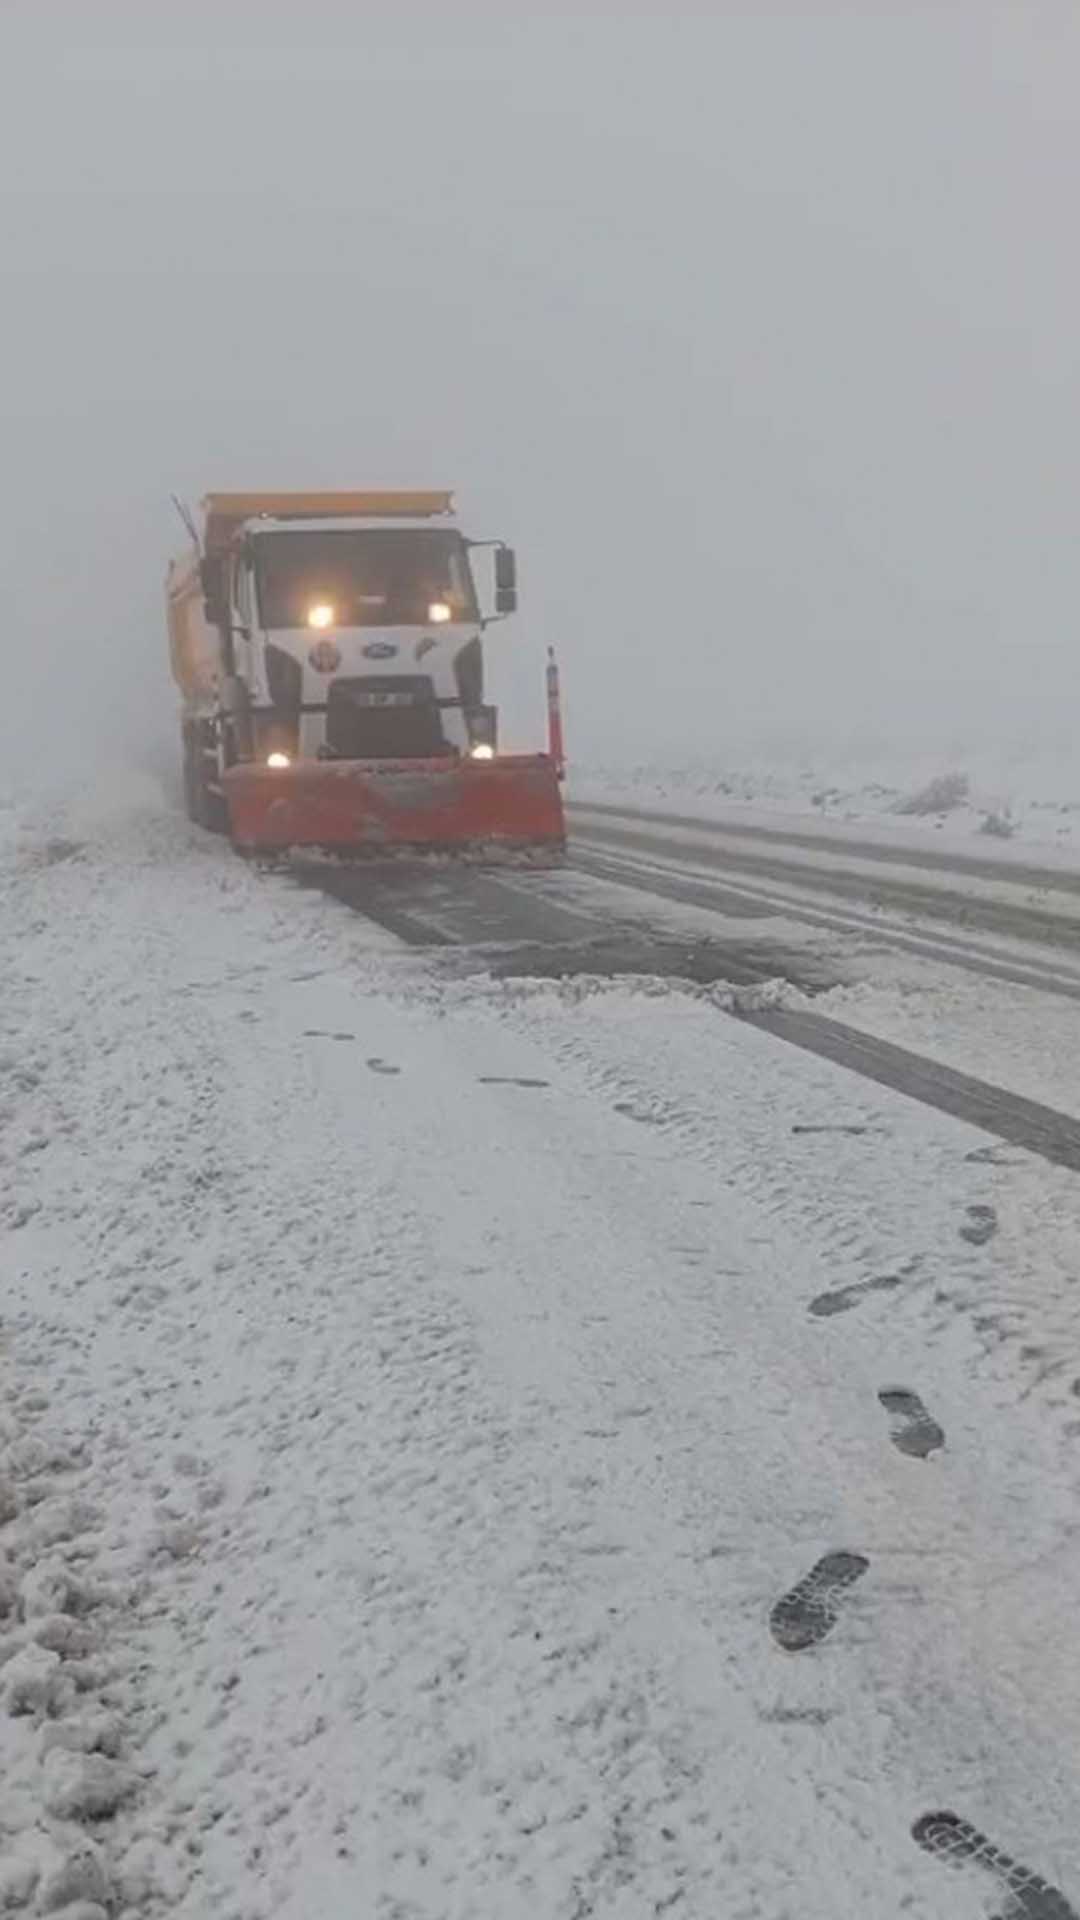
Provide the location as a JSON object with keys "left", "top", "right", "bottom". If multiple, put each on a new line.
{"left": 2, "top": 779, "right": 1079, "bottom": 1918}
{"left": 570, "top": 802, "right": 1080, "bottom": 976}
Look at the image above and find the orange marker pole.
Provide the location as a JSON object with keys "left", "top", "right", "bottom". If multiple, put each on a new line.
{"left": 546, "top": 646, "right": 565, "bottom": 780}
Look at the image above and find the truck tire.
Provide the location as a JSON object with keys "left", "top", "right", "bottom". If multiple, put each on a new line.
{"left": 181, "top": 726, "right": 200, "bottom": 822}
{"left": 189, "top": 722, "right": 228, "bottom": 836}
{"left": 198, "top": 777, "right": 229, "bottom": 836}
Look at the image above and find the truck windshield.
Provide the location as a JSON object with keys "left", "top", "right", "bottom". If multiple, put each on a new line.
{"left": 252, "top": 528, "right": 479, "bottom": 629}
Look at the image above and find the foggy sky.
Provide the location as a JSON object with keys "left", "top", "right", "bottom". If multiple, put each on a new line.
{"left": 2, "top": 1, "right": 1077, "bottom": 779}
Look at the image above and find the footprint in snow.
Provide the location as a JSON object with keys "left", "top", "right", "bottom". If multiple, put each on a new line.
{"left": 912, "top": 1811, "right": 1077, "bottom": 1919}
{"left": 614, "top": 1100, "right": 662, "bottom": 1124}
{"left": 303, "top": 1029, "right": 356, "bottom": 1042}
{"left": 18, "top": 836, "right": 84, "bottom": 871}
{"left": 878, "top": 1388, "right": 945, "bottom": 1458}
{"left": 808, "top": 1274, "right": 903, "bottom": 1318}
{"left": 478, "top": 1076, "right": 549, "bottom": 1089}
{"left": 966, "top": 1146, "right": 1024, "bottom": 1167}
{"left": 769, "top": 1551, "right": 869, "bottom": 1652}
{"left": 960, "top": 1203, "right": 998, "bottom": 1246}
{"left": 366, "top": 1058, "right": 401, "bottom": 1076}
{"left": 758, "top": 1705, "right": 835, "bottom": 1726}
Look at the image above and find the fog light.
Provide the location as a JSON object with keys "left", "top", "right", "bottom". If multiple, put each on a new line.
{"left": 428, "top": 601, "right": 452, "bottom": 624}
{"left": 307, "top": 603, "right": 335, "bottom": 630}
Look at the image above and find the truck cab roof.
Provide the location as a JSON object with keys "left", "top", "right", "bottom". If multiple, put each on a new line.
{"left": 203, "top": 492, "right": 455, "bottom": 553}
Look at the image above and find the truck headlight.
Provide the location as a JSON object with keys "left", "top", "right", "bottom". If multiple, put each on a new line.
{"left": 428, "top": 601, "right": 452, "bottom": 624}
{"left": 266, "top": 752, "right": 291, "bottom": 769}
{"left": 307, "top": 603, "right": 335, "bottom": 630}
{"left": 470, "top": 744, "right": 495, "bottom": 761}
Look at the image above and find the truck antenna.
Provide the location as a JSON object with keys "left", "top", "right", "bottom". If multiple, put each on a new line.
{"left": 170, "top": 494, "right": 202, "bottom": 553}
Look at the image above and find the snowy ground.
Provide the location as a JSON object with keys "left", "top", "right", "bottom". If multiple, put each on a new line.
{"left": 810, "top": 959, "right": 1080, "bottom": 1122}
{"left": 2, "top": 775, "right": 1080, "bottom": 1917}
{"left": 572, "top": 744, "right": 1080, "bottom": 860}
{"left": 567, "top": 790, "right": 1080, "bottom": 1169}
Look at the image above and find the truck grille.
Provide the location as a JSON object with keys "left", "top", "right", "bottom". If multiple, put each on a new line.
{"left": 325, "top": 676, "right": 447, "bottom": 759}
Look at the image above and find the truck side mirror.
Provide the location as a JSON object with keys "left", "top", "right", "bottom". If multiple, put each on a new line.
{"left": 199, "top": 557, "right": 227, "bottom": 626}
{"left": 494, "top": 545, "right": 517, "bottom": 616}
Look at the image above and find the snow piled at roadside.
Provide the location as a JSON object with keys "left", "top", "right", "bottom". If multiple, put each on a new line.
{"left": 573, "top": 743, "right": 1080, "bottom": 855}
{"left": 0, "top": 783, "right": 405, "bottom": 1915}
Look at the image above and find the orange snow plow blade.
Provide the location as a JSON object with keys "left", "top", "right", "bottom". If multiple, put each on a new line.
{"left": 223, "top": 755, "right": 565, "bottom": 857}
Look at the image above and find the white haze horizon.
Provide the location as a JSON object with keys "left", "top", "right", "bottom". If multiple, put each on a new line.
{"left": 2, "top": 2, "right": 1077, "bottom": 790}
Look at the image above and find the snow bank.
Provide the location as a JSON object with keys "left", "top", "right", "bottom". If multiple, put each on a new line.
{"left": 572, "top": 742, "right": 1080, "bottom": 858}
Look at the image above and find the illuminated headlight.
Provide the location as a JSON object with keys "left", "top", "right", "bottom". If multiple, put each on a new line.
{"left": 266, "top": 752, "right": 291, "bottom": 769}
{"left": 470, "top": 743, "right": 495, "bottom": 761}
{"left": 307, "top": 603, "right": 335, "bottom": 630}
{"left": 428, "top": 601, "right": 452, "bottom": 624}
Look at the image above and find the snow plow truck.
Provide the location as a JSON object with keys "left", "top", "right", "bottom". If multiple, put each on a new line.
{"left": 166, "top": 491, "right": 565, "bottom": 857}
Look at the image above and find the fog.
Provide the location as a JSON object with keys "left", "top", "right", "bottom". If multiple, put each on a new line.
{"left": 2, "top": 2, "right": 1077, "bottom": 785}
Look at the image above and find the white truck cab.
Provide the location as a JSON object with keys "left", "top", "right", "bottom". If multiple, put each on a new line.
{"left": 168, "top": 491, "right": 519, "bottom": 830}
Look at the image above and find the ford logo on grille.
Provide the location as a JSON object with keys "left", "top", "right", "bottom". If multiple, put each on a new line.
{"left": 362, "top": 640, "right": 398, "bottom": 660}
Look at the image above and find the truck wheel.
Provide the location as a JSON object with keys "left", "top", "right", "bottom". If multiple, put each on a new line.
{"left": 181, "top": 727, "right": 200, "bottom": 822}
{"left": 191, "top": 724, "right": 228, "bottom": 836}
{"left": 199, "top": 784, "right": 229, "bottom": 836}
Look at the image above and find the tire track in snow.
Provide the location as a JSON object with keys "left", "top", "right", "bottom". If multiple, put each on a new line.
{"left": 570, "top": 808, "right": 1080, "bottom": 960}
{"left": 298, "top": 844, "right": 1080, "bottom": 1170}
{"left": 734, "top": 1004, "right": 1080, "bottom": 1173}
{"left": 571, "top": 798, "right": 1080, "bottom": 900}
{"left": 572, "top": 839, "right": 1080, "bottom": 1007}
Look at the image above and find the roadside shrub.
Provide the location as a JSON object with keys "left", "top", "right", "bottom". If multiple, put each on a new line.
{"left": 978, "top": 809, "right": 1015, "bottom": 839}
{"left": 894, "top": 771, "right": 969, "bottom": 816}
